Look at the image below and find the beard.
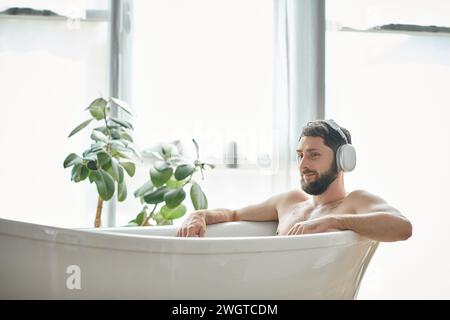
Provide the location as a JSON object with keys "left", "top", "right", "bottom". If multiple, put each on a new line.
{"left": 300, "top": 165, "right": 338, "bottom": 195}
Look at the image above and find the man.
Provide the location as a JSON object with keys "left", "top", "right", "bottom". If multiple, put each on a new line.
{"left": 177, "top": 120, "right": 412, "bottom": 242}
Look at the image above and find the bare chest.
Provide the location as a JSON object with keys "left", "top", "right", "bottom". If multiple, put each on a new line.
{"left": 276, "top": 199, "right": 354, "bottom": 236}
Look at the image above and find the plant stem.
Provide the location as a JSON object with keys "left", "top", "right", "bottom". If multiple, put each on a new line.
{"left": 103, "top": 101, "right": 111, "bottom": 138}
{"left": 94, "top": 196, "right": 103, "bottom": 228}
{"left": 182, "top": 174, "right": 193, "bottom": 187}
{"left": 141, "top": 204, "right": 158, "bottom": 226}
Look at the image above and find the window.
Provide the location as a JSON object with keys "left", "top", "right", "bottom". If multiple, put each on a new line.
{"left": 0, "top": 0, "right": 109, "bottom": 227}
{"left": 114, "top": 0, "right": 277, "bottom": 226}
{"left": 131, "top": 0, "right": 274, "bottom": 168}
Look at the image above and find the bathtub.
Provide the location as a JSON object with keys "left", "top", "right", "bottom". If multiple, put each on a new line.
{"left": 0, "top": 217, "right": 378, "bottom": 299}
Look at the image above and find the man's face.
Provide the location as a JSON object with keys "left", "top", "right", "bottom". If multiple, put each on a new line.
{"left": 297, "top": 136, "right": 338, "bottom": 195}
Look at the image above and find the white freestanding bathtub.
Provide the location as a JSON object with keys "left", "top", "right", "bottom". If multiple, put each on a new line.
{"left": 0, "top": 217, "right": 378, "bottom": 299}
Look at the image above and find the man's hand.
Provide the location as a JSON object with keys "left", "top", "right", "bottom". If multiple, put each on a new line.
{"left": 176, "top": 211, "right": 207, "bottom": 237}
{"left": 287, "top": 215, "right": 339, "bottom": 236}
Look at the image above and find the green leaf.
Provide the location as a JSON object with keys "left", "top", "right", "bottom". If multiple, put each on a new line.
{"left": 110, "top": 117, "right": 133, "bottom": 129}
{"left": 86, "top": 97, "right": 107, "bottom": 120}
{"left": 63, "top": 153, "right": 81, "bottom": 168}
{"left": 110, "top": 97, "right": 133, "bottom": 116}
{"left": 71, "top": 164, "right": 83, "bottom": 182}
{"left": 151, "top": 212, "right": 172, "bottom": 226}
{"left": 125, "top": 144, "right": 142, "bottom": 160}
{"left": 110, "top": 129, "right": 121, "bottom": 139}
{"left": 174, "top": 164, "right": 195, "bottom": 181}
{"left": 79, "top": 166, "right": 89, "bottom": 181}
{"left": 109, "top": 139, "right": 126, "bottom": 147}
{"left": 88, "top": 171, "right": 95, "bottom": 183}
{"left": 86, "top": 142, "right": 106, "bottom": 154}
{"left": 109, "top": 140, "right": 131, "bottom": 155}
{"left": 97, "top": 151, "right": 111, "bottom": 166}
{"left": 83, "top": 152, "right": 97, "bottom": 161}
{"left": 87, "top": 160, "right": 98, "bottom": 170}
{"left": 150, "top": 166, "right": 173, "bottom": 187}
{"left": 150, "top": 151, "right": 164, "bottom": 161}
{"left": 68, "top": 119, "right": 93, "bottom": 138}
{"left": 71, "top": 164, "right": 88, "bottom": 183}
{"left": 100, "top": 170, "right": 116, "bottom": 200}
{"left": 120, "top": 132, "right": 134, "bottom": 142}
{"left": 190, "top": 182, "right": 208, "bottom": 210}
{"left": 93, "top": 126, "right": 108, "bottom": 134}
{"left": 117, "top": 165, "right": 124, "bottom": 183}
{"left": 154, "top": 161, "right": 169, "bottom": 171}
{"left": 160, "top": 204, "right": 187, "bottom": 220}
{"left": 113, "top": 150, "right": 131, "bottom": 160}
{"left": 106, "top": 158, "right": 120, "bottom": 181}
{"left": 143, "top": 187, "right": 168, "bottom": 204}
{"left": 90, "top": 169, "right": 115, "bottom": 201}
{"left": 134, "top": 180, "right": 154, "bottom": 198}
{"left": 120, "top": 161, "right": 135, "bottom": 177}
{"left": 91, "top": 129, "right": 108, "bottom": 143}
{"left": 161, "top": 143, "right": 178, "bottom": 159}
{"left": 166, "top": 177, "right": 185, "bottom": 189}
{"left": 117, "top": 180, "right": 127, "bottom": 202}
{"left": 135, "top": 210, "right": 146, "bottom": 226}
{"left": 101, "top": 158, "right": 112, "bottom": 171}
{"left": 163, "top": 188, "right": 186, "bottom": 209}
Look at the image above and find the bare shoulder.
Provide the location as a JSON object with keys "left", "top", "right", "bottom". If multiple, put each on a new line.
{"left": 346, "top": 189, "right": 401, "bottom": 215}
{"left": 276, "top": 189, "right": 309, "bottom": 207}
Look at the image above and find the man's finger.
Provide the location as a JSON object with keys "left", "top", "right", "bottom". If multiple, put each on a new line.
{"left": 287, "top": 227, "right": 294, "bottom": 236}
{"left": 299, "top": 225, "right": 305, "bottom": 235}
{"left": 199, "top": 228, "right": 205, "bottom": 237}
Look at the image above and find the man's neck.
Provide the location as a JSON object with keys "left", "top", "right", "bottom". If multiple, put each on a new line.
{"left": 309, "top": 175, "right": 347, "bottom": 208}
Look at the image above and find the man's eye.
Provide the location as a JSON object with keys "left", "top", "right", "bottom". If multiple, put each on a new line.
{"left": 312, "top": 153, "right": 319, "bottom": 157}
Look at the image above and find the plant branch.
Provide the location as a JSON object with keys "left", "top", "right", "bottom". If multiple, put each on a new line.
{"left": 94, "top": 196, "right": 103, "bottom": 228}
{"left": 182, "top": 174, "right": 194, "bottom": 187}
{"left": 141, "top": 203, "right": 158, "bottom": 226}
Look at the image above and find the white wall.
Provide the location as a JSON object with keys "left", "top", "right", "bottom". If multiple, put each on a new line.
{"left": 326, "top": 30, "right": 450, "bottom": 299}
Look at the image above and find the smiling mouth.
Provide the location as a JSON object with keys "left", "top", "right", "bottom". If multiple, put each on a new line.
{"left": 303, "top": 173, "right": 316, "bottom": 178}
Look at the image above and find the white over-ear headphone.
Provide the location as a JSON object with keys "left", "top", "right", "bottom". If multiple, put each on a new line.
{"left": 321, "top": 119, "right": 356, "bottom": 172}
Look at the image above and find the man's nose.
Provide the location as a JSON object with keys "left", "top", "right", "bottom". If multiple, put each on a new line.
{"left": 297, "top": 156, "right": 308, "bottom": 170}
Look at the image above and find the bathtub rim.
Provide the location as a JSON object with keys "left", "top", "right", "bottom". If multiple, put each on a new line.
{"left": 0, "top": 217, "right": 377, "bottom": 254}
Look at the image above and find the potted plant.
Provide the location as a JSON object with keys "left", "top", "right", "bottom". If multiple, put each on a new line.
{"left": 63, "top": 96, "right": 140, "bottom": 227}
{"left": 130, "top": 139, "right": 214, "bottom": 226}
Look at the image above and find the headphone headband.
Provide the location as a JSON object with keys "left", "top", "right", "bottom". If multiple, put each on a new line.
{"left": 319, "top": 119, "right": 356, "bottom": 172}
{"left": 322, "top": 119, "right": 349, "bottom": 144}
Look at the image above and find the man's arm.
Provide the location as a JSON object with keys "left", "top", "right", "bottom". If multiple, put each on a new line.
{"left": 203, "top": 193, "right": 283, "bottom": 224}
{"left": 332, "top": 190, "right": 413, "bottom": 242}
{"left": 177, "top": 191, "right": 288, "bottom": 237}
{"left": 287, "top": 190, "right": 412, "bottom": 242}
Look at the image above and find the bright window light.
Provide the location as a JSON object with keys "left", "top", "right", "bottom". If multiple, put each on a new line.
{"left": 131, "top": 0, "right": 274, "bottom": 167}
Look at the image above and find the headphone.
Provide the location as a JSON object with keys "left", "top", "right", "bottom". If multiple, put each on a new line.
{"left": 320, "top": 119, "right": 357, "bottom": 172}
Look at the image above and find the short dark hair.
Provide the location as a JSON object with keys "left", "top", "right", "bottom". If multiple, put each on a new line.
{"left": 299, "top": 120, "right": 352, "bottom": 157}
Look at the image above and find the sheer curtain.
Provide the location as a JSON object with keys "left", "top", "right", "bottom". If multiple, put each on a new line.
{"left": 272, "top": 0, "right": 325, "bottom": 193}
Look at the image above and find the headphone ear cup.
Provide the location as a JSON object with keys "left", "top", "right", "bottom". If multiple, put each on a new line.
{"left": 337, "top": 144, "right": 357, "bottom": 172}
